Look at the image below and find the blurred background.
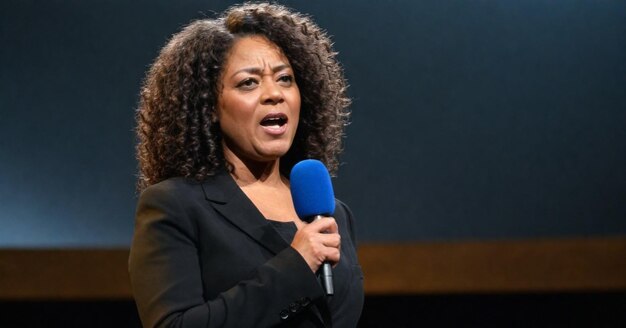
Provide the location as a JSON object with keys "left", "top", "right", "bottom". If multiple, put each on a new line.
{"left": 1, "top": 0, "right": 625, "bottom": 326}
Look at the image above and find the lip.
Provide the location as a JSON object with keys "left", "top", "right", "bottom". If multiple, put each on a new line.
{"left": 259, "top": 112, "right": 288, "bottom": 136}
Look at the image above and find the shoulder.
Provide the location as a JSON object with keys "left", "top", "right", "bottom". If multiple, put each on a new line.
{"left": 135, "top": 174, "right": 232, "bottom": 228}
{"left": 135, "top": 178, "right": 208, "bottom": 237}
{"left": 334, "top": 199, "right": 355, "bottom": 227}
{"left": 138, "top": 177, "right": 207, "bottom": 210}
{"left": 334, "top": 199, "right": 354, "bottom": 221}
{"left": 140, "top": 177, "right": 201, "bottom": 200}
{"left": 334, "top": 198, "right": 358, "bottom": 246}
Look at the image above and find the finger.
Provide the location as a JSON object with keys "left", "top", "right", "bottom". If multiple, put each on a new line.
{"left": 308, "top": 217, "right": 338, "bottom": 233}
{"left": 324, "top": 247, "right": 340, "bottom": 264}
{"left": 319, "top": 233, "right": 341, "bottom": 248}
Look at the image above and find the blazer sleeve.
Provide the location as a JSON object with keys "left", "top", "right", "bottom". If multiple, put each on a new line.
{"left": 129, "top": 183, "right": 325, "bottom": 328}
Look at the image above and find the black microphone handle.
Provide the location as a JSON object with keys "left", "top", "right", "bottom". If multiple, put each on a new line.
{"left": 314, "top": 215, "right": 334, "bottom": 296}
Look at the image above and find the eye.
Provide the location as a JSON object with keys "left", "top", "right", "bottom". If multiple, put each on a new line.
{"left": 236, "top": 78, "right": 259, "bottom": 90}
{"left": 277, "top": 75, "right": 294, "bottom": 86}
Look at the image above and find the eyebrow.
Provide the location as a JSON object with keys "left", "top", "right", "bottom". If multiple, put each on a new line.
{"left": 230, "top": 64, "right": 292, "bottom": 79}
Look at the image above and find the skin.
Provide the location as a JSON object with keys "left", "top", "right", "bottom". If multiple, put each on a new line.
{"left": 217, "top": 36, "right": 340, "bottom": 272}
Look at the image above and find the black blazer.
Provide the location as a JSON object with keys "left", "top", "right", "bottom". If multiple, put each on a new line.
{"left": 129, "top": 171, "right": 364, "bottom": 328}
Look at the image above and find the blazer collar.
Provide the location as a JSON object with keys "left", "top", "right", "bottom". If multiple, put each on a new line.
{"left": 201, "top": 169, "right": 290, "bottom": 255}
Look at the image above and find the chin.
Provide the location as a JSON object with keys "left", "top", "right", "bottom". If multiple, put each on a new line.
{"left": 258, "top": 144, "right": 292, "bottom": 160}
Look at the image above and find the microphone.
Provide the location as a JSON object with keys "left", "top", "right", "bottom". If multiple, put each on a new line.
{"left": 290, "top": 159, "right": 335, "bottom": 296}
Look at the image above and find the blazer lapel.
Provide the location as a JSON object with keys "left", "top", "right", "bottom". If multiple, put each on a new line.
{"left": 202, "top": 170, "right": 332, "bottom": 327}
{"left": 201, "top": 170, "right": 290, "bottom": 255}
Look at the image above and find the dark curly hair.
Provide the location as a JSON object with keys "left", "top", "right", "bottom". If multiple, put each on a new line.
{"left": 136, "top": 3, "right": 350, "bottom": 191}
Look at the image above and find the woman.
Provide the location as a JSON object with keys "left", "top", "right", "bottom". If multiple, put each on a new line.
{"left": 129, "top": 3, "right": 363, "bottom": 327}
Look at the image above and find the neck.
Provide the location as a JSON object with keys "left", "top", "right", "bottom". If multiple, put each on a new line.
{"left": 223, "top": 149, "right": 284, "bottom": 188}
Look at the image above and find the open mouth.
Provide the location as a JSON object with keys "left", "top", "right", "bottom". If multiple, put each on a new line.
{"left": 260, "top": 113, "right": 288, "bottom": 128}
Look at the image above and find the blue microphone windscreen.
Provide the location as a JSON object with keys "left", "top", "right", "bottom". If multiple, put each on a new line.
{"left": 290, "top": 159, "right": 335, "bottom": 218}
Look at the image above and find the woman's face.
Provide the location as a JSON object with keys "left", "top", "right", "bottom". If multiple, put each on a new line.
{"left": 217, "top": 36, "right": 301, "bottom": 165}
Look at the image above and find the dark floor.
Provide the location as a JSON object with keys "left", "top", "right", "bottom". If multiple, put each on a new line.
{"left": 1, "top": 292, "right": 624, "bottom": 327}
{"left": 360, "top": 292, "right": 626, "bottom": 327}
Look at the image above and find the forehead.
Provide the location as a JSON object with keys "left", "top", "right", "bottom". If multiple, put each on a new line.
{"left": 224, "top": 36, "right": 290, "bottom": 70}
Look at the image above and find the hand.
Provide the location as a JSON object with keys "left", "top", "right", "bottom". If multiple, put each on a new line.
{"left": 291, "top": 217, "right": 341, "bottom": 273}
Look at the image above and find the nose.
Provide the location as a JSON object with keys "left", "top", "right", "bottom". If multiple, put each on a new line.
{"left": 260, "top": 80, "right": 284, "bottom": 105}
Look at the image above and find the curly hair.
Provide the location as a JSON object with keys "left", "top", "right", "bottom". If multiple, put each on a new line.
{"left": 136, "top": 3, "right": 350, "bottom": 191}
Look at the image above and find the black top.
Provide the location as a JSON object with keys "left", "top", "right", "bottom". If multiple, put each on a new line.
{"left": 269, "top": 220, "right": 298, "bottom": 243}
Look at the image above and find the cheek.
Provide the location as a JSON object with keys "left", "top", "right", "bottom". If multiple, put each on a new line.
{"left": 219, "top": 95, "right": 256, "bottom": 125}
{"left": 289, "top": 89, "right": 302, "bottom": 117}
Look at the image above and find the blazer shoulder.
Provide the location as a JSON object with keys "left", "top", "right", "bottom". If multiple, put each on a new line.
{"left": 139, "top": 177, "right": 207, "bottom": 206}
{"left": 334, "top": 199, "right": 354, "bottom": 225}
{"left": 136, "top": 177, "right": 207, "bottom": 228}
{"left": 335, "top": 199, "right": 358, "bottom": 246}
{"left": 140, "top": 177, "right": 199, "bottom": 197}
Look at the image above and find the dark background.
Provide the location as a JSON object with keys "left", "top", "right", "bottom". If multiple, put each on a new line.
{"left": 1, "top": 0, "right": 625, "bottom": 247}
{"left": 1, "top": 1, "right": 625, "bottom": 327}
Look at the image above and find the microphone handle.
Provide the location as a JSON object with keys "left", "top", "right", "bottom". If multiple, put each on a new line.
{"left": 314, "top": 215, "right": 334, "bottom": 296}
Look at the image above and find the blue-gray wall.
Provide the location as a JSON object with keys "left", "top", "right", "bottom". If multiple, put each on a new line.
{"left": 1, "top": 0, "right": 625, "bottom": 247}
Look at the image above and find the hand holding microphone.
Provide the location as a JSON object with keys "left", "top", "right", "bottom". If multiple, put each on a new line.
{"left": 290, "top": 159, "right": 338, "bottom": 296}
{"left": 290, "top": 216, "right": 341, "bottom": 272}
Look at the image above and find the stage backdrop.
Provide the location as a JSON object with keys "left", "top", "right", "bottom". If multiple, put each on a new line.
{"left": 1, "top": 0, "right": 624, "bottom": 247}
